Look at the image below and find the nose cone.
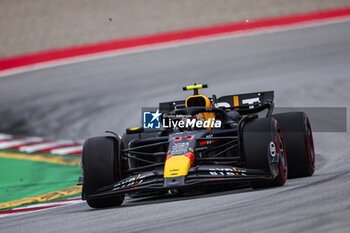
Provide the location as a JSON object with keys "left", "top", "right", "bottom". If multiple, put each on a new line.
{"left": 164, "top": 153, "right": 194, "bottom": 178}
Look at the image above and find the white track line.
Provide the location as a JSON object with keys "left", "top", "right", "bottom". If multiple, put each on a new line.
{"left": 0, "top": 137, "right": 44, "bottom": 149}
{"left": 0, "top": 198, "right": 83, "bottom": 218}
{"left": 0, "top": 134, "right": 13, "bottom": 140}
{"left": 50, "top": 145, "right": 83, "bottom": 155}
{"left": 19, "top": 140, "right": 75, "bottom": 153}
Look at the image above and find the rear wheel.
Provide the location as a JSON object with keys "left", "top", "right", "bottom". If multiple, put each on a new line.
{"left": 272, "top": 112, "right": 315, "bottom": 178}
{"left": 242, "top": 117, "right": 287, "bottom": 189}
{"left": 82, "top": 136, "right": 125, "bottom": 208}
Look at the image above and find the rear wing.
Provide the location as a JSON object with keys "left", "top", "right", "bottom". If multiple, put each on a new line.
{"left": 216, "top": 91, "right": 274, "bottom": 115}
{"left": 159, "top": 91, "right": 274, "bottom": 116}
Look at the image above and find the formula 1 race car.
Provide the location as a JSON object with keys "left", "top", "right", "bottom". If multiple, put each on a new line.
{"left": 79, "top": 84, "right": 315, "bottom": 208}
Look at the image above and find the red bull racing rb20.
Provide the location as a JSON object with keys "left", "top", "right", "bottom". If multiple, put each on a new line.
{"left": 78, "top": 84, "right": 315, "bottom": 208}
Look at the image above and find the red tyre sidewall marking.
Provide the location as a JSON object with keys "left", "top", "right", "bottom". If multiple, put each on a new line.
{"left": 279, "top": 164, "right": 286, "bottom": 182}
{"left": 275, "top": 120, "right": 287, "bottom": 181}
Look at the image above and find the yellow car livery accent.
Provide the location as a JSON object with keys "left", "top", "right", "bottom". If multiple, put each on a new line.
{"left": 233, "top": 95, "right": 239, "bottom": 110}
{"left": 183, "top": 84, "right": 208, "bottom": 91}
{"left": 164, "top": 154, "right": 193, "bottom": 178}
{"left": 233, "top": 95, "right": 239, "bottom": 107}
{"left": 129, "top": 127, "right": 140, "bottom": 131}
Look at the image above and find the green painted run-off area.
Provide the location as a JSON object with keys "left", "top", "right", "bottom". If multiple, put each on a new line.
{"left": 0, "top": 157, "right": 81, "bottom": 203}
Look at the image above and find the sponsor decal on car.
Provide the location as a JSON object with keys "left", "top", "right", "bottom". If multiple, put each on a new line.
{"left": 209, "top": 167, "right": 247, "bottom": 176}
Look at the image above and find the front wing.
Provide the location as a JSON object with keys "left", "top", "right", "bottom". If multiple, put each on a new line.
{"left": 84, "top": 165, "right": 271, "bottom": 200}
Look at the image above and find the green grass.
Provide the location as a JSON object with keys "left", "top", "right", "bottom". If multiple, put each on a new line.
{"left": 0, "top": 157, "right": 81, "bottom": 203}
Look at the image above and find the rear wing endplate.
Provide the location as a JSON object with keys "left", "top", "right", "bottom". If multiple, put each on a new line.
{"left": 216, "top": 91, "right": 274, "bottom": 115}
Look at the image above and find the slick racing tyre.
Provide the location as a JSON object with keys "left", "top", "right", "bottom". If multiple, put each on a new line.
{"left": 82, "top": 136, "right": 124, "bottom": 208}
{"left": 242, "top": 117, "right": 287, "bottom": 189}
{"left": 272, "top": 112, "right": 315, "bottom": 178}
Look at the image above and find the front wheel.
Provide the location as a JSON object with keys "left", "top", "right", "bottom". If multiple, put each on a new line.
{"left": 82, "top": 136, "right": 125, "bottom": 208}
{"left": 242, "top": 117, "right": 287, "bottom": 189}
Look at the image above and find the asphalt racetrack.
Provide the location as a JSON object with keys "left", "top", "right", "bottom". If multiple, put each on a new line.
{"left": 1, "top": 20, "right": 350, "bottom": 233}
